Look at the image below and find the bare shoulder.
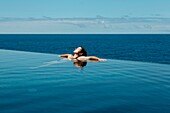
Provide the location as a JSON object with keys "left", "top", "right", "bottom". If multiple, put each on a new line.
{"left": 77, "top": 56, "right": 88, "bottom": 62}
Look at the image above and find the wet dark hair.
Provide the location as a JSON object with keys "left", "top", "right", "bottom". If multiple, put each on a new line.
{"left": 80, "top": 46, "right": 87, "bottom": 56}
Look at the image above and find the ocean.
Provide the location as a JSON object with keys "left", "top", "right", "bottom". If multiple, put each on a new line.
{"left": 0, "top": 34, "right": 170, "bottom": 113}
{"left": 0, "top": 34, "right": 170, "bottom": 64}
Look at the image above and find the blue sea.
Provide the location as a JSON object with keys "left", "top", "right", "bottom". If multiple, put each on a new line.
{"left": 0, "top": 34, "right": 170, "bottom": 113}
{"left": 0, "top": 34, "right": 170, "bottom": 64}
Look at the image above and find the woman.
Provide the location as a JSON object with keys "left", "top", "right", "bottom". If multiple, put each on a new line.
{"left": 60, "top": 46, "right": 106, "bottom": 62}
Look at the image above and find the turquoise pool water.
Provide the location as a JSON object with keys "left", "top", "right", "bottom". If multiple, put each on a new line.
{"left": 0, "top": 49, "right": 170, "bottom": 113}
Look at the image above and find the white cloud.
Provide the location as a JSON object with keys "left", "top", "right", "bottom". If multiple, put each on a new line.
{"left": 0, "top": 17, "right": 170, "bottom": 34}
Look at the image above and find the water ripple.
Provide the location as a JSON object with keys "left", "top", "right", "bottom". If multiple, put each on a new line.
{"left": 0, "top": 49, "right": 170, "bottom": 113}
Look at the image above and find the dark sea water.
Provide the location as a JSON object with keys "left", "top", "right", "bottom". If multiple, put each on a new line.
{"left": 0, "top": 34, "right": 170, "bottom": 64}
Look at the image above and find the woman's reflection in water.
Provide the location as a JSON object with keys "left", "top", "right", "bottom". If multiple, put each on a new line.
{"left": 73, "top": 59, "right": 87, "bottom": 70}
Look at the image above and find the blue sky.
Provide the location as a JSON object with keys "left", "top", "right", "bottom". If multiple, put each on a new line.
{"left": 0, "top": 0, "right": 170, "bottom": 34}
{"left": 0, "top": 0, "right": 170, "bottom": 18}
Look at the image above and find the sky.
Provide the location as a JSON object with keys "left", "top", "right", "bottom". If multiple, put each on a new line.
{"left": 0, "top": 0, "right": 170, "bottom": 18}
{"left": 0, "top": 0, "right": 170, "bottom": 33}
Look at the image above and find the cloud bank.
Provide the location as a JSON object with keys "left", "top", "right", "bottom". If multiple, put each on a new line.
{"left": 0, "top": 16, "right": 170, "bottom": 34}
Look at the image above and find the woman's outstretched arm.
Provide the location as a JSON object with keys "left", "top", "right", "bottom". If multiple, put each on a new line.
{"left": 77, "top": 56, "right": 106, "bottom": 62}
{"left": 59, "top": 54, "right": 72, "bottom": 58}
{"left": 60, "top": 54, "right": 77, "bottom": 60}
{"left": 88, "top": 56, "right": 106, "bottom": 62}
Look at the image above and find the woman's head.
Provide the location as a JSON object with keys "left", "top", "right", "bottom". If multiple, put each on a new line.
{"left": 73, "top": 46, "right": 87, "bottom": 56}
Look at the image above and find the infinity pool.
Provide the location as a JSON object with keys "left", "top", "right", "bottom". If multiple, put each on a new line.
{"left": 0, "top": 49, "right": 170, "bottom": 113}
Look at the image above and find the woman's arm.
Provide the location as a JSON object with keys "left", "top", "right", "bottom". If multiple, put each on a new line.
{"left": 59, "top": 54, "right": 72, "bottom": 58}
{"left": 77, "top": 56, "right": 106, "bottom": 62}
{"left": 60, "top": 54, "right": 75, "bottom": 60}
{"left": 88, "top": 56, "right": 106, "bottom": 62}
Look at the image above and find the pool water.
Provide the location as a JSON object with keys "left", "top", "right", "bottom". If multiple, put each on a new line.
{"left": 0, "top": 49, "right": 170, "bottom": 113}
